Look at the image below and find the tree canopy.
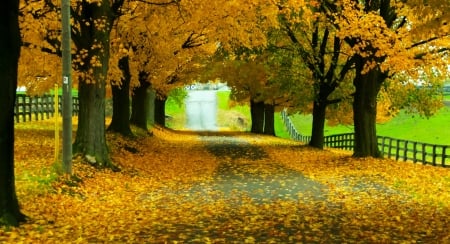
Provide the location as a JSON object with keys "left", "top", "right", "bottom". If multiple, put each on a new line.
{"left": 16, "top": 0, "right": 450, "bottom": 158}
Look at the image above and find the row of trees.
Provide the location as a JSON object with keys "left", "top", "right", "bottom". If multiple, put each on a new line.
{"left": 1, "top": 0, "right": 449, "bottom": 225}
{"left": 206, "top": 0, "right": 449, "bottom": 156}
{"left": 2, "top": 0, "right": 280, "bottom": 226}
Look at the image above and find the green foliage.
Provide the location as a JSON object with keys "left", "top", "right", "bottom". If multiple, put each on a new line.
{"left": 167, "top": 88, "right": 188, "bottom": 108}
{"left": 165, "top": 91, "right": 187, "bottom": 130}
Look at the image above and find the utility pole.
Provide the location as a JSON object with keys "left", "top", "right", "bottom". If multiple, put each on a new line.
{"left": 61, "top": 0, "right": 72, "bottom": 174}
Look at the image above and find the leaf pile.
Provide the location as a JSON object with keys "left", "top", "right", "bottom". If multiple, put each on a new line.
{"left": 2, "top": 121, "right": 450, "bottom": 243}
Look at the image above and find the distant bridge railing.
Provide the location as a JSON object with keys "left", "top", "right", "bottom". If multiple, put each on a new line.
{"left": 15, "top": 94, "right": 79, "bottom": 123}
{"left": 281, "top": 110, "right": 450, "bottom": 167}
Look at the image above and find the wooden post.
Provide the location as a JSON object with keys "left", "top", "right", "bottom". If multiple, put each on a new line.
{"left": 395, "top": 140, "right": 400, "bottom": 161}
{"left": 403, "top": 141, "right": 408, "bottom": 161}
{"left": 54, "top": 84, "right": 59, "bottom": 163}
{"left": 412, "top": 142, "right": 417, "bottom": 163}
{"left": 61, "top": 0, "right": 73, "bottom": 174}
{"left": 422, "top": 144, "right": 426, "bottom": 165}
{"left": 432, "top": 145, "right": 437, "bottom": 166}
{"left": 442, "top": 146, "right": 447, "bottom": 167}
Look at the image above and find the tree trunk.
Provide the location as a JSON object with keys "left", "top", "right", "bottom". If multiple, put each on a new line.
{"left": 353, "top": 64, "right": 385, "bottom": 158}
{"left": 108, "top": 56, "right": 132, "bottom": 136}
{"left": 0, "top": 0, "right": 27, "bottom": 226}
{"left": 263, "top": 103, "right": 275, "bottom": 136}
{"left": 75, "top": 81, "right": 116, "bottom": 168}
{"left": 130, "top": 73, "right": 150, "bottom": 130}
{"left": 147, "top": 89, "right": 156, "bottom": 126}
{"left": 250, "top": 100, "right": 264, "bottom": 134}
{"left": 309, "top": 99, "right": 327, "bottom": 149}
{"left": 154, "top": 95, "right": 167, "bottom": 127}
{"left": 73, "top": 2, "right": 116, "bottom": 169}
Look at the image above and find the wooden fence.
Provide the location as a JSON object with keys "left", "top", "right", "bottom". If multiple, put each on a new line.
{"left": 281, "top": 110, "right": 312, "bottom": 142}
{"left": 378, "top": 137, "right": 450, "bottom": 167}
{"left": 280, "top": 110, "right": 450, "bottom": 167}
{"left": 14, "top": 94, "right": 79, "bottom": 123}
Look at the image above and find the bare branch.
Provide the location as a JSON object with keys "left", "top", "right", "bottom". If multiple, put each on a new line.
{"left": 131, "top": 0, "right": 179, "bottom": 6}
{"left": 408, "top": 36, "right": 439, "bottom": 49}
{"left": 22, "top": 42, "right": 61, "bottom": 56}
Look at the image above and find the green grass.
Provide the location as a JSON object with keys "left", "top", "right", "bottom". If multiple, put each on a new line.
{"left": 288, "top": 107, "right": 450, "bottom": 145}
{"left": 165, "top": 96, "right": 186, "bottom": 130}
{"left": 377, "top": 108, "right": 450, "bottom": 145}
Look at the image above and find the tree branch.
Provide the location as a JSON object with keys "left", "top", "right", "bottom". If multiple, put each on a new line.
{"left": 325, "top": 35, "right": 341, "bottom": 83}
{"left": 408, "top": 36, "right": 439, "bottom": 49}
{"left": 132, "top": 0, "right": 179, "bottom": 6}
{"left": 22, "top": 42, "right": 61, "bottom": 56}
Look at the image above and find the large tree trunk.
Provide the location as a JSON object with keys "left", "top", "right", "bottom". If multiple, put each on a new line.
{"left": 130, "top": 73, "right": 150, "bottom": 130}
{"left": 75, "top": 81, "right": 115, "bottom": 168}
{"left": 353, "top": 63, "right": 385, "bottom": 158}
{"left": 154, "top": 95, "right": 167, "bottom": 127}
{"left": 250, "top": 100, "right": 265, "bottom": 134}
{"left": 309, "top": 99, "right": 327, "bottom": 149}
{"left": 73, "top": 1, "right": 116, "bottom": 169}
{"left": 108, "top": 56, "right": 132, "bottom": 136}
{"left": 263, "top": 103, "right": 275, "bottom": 136}
{"left": 0, "top": 0, "right": 26, "bottom": 226}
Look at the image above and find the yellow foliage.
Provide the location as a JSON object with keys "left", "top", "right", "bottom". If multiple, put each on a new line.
{"left": 5, "top": 120, "right": 450, "bottom": 242}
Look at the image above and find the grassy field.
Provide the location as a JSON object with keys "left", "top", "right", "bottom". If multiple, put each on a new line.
{"left": 288, "top": 107, "right": 450, "bottom": 145}
{"left": 166, "top": 90, "right": 450, "bottom": 145}
{"left": 165, "top": 95, "right": 187, "bottom": 130}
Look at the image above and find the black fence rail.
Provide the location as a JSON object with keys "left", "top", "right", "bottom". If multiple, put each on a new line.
{"left": 379, "top": 137, "right": 450, "bottom": 167}
{"left": 281, "top": 110, "right": 311, "bottom": 142}
{"left": 324, "top": 133, "right": 354, "bottom": 150}
{"left": 280, "top": 110, "right": 450, "bottom": 167}
{"left": 15, "top": 94, "right": 79, "bottom": 123}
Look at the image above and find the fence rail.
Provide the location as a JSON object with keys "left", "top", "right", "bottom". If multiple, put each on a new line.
{"left": 280, "top": 110, "right": 450, "bottom": 167}
{"left": 15, "top": 94, "right": 79, "bottom": 123}
{"left": 378, "top": 137, "right": 450, "bottom": 167}
{"left": 281, "top": 110, "right": 311, "bottom": 142}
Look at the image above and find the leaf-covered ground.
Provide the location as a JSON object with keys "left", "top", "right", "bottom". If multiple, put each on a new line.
{"left": 3, "top": 120, "right": 450, "bottom": 243}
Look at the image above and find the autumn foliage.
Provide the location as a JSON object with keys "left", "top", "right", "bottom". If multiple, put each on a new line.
{"left": 3, "top": 120, "right": 450, "bottom": 242}
{"left": 4, "top": 0, "right": 450, "bottom": 238}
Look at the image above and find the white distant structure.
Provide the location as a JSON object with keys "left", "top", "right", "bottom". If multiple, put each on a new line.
{"left": 185, "top": 82, "right": 230, "bottom": 91}
{"left": 16, "top": 86, "right": 27, "bottom": 92}
{"left": 185, "top": 90, "right": 218, "bottom": 131}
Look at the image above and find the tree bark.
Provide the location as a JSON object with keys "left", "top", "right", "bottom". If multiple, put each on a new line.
{"left": 263, "top": 103, "right": 275, "bottom": 136}
{"left": 108, "top": 56, "right": 132, "bottom": 136}
{"left": 0, "top": 0, "right": 27, "bottom": 226}
{"left": 154, "top": 95, "right": 167, "bottom": 127}
{"left": 309, "top": 99, "right": 327, "bottom": 149}
{"left": 147, "top": 89, "right": 156, "bottom": 125}
{"left": 130, "top": 73, "right": 150, "bottom": 130}
{"left": 250, "top": 100, "right": 265, "bottom": 134}
{"left": 353, "top": 61, "right": 385, "bottom": 158}
{"left": 75, "top": 81, "right": 116, "bottom": 168}
{"left": 73, "top": 1, "right": 117, "bottom": 169}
